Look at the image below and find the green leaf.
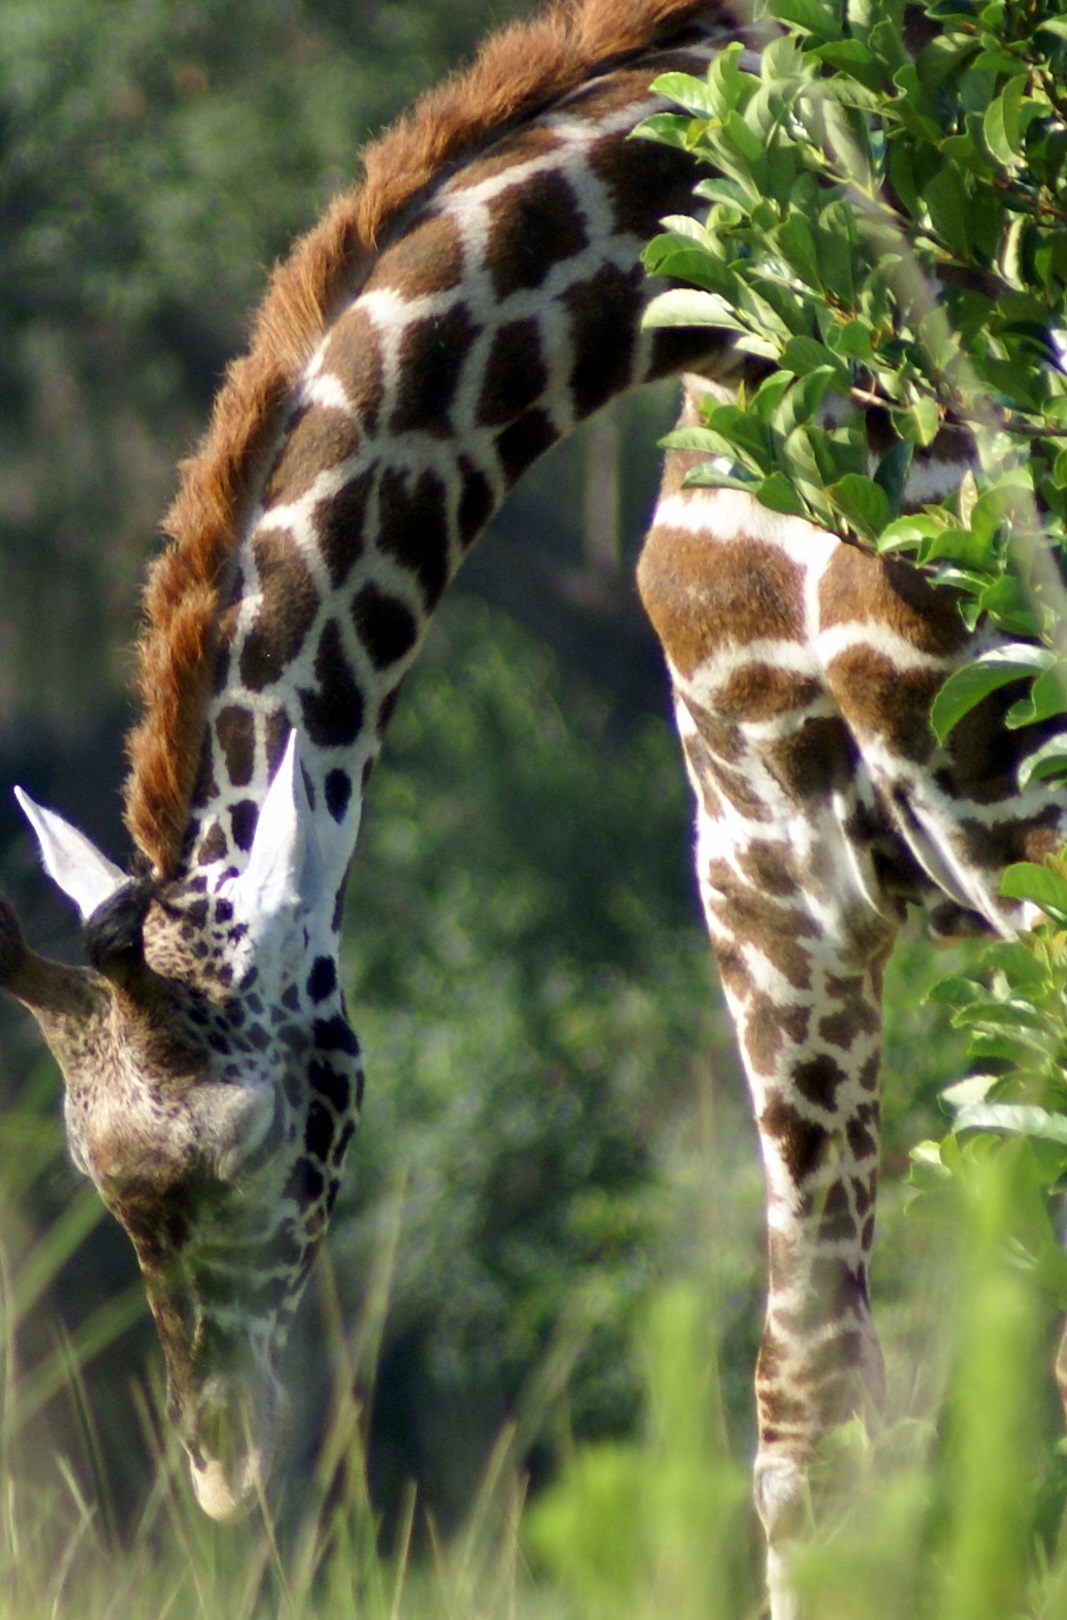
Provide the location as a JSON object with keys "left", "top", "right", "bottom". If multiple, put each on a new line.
{"left": 918, "top": 526, "right": 998, "bottom": 570}
{"left": 658, "top": 426, "right": 728, "bottom": 453}
{"left": 648, "top": 71, "right": 720, "bottom": 119}
{"left": 780, "top": 335, "right": 849, "bottom": 384}
{"left": 641, "top": 288, "right": 744, "bottom": 330}
{"left": 1004, "top": 665, "right": 1067, "bottom": 729}
{"left": 976, "top": 573, "right": 1038, "bottom": 637}
{"left": 776, "top": 216, "right": 823, "bottom": 290}
{"left": 705, "top": 404, "right": 774, "bottom": 472}
{"left": 750, "top": 371, "right": 794, "bottom": 422}
{"left": 924, "top": 165, "right": 971, "bottom": 256}
{"left": 1017, "top": 734, "right": 1067, "bottom": 789}
{"left": 984, "top": 86, "right": 1019, "bottom": 166}
{"left": 898, "top": 397, "right": 941, "bottom": 448}
{"left": 954, "top": 1103, "right": 1067, "bottom": 1146}
{"left": 827, "top": 473, "right": 889, "bottom": 539}
{"left": 829, "top": 319, "right": 874, "bottom": 361}
{"left": 930, "top": 645, "right": 1053, "bottom": 742}
{"left": 927, "top": 974, "right": 987, "bottom": 1006}
{"left": 1000, "top": 862, "right": 1067, "bottom": 927}
{"left": 770, "top": 0, "right": 844, "bottom": 39}
{"left": 631, "top": 111, "right": 693, "bottom": 151}
{"left": 941, "top": 1074, "right": 1001, "bottom": 1109}
{"left": 754, "top": 472, "right": 807, "bottom": 516}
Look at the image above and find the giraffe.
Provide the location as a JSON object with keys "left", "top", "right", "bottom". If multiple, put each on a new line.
{"left": 0, "top": 0, "right": 1060, "bottom": 1610}
{"left": 639, "top": 379, "right": 1067, "bottom": 1612}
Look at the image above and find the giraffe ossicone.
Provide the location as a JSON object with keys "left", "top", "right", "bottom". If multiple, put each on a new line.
{"left": 1, "top": 0, "right": 1064, "bottom": 1612}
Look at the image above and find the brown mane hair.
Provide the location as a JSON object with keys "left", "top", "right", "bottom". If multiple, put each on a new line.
{"left": 124, "top": 0, "right": 727, "bottom": 875}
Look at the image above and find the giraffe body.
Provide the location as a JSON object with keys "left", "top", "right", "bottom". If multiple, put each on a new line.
{"left": 640, "top": 386, "right": 1067, "bottom": 1561}
{"left": 0, "top": 0, "right": 1064, "bottom": 1610}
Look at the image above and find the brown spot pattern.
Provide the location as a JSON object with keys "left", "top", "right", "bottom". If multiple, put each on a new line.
{"left": 364, "top": 210, "right": 464, "bottom": 300}
{"left": 447, "top": 124, "right": 564, "bottom": 190}
{"left": 477, "top": 319, "right": 548, "bottom": 425}
{"left": 378, "top": 465, "right": 452, "bottom": 608}
{"left": 638, "top": 534, "right": 804, "bottom": 679}
{"left": 390, "top": 305, "right": 481, "bottom": 436}
{"left": 239, "top": 530, "right": 319, "bottom": 692}
{"left": 716, "top": 665, "right": 823, "bottom": 723}
{"left": 565, "top": 263, "right": 640, "bottom": 417}
{"left": 319, "top": 307, "right": 386, "bottom": 431}
{"left": 792, "top": 1053, "right": 848, "bottom": 1109}
{"left": 819, "top": 546, "right": 968, "bottom": 659}
{"left": 765, "top": 718, "right": 856, "bottom": 803}
{"left": 818, "top": 999, "right": 879, "bottom": 1051}
{"left": 313, "top": 467, "right": 374, "bottom": 589}
{"left": 215, "top": 706, "right": 255, "bottom": 788}
{"left": 486, "top": 168, "right": 588, "bottom": 299}
{"left": 827, "top": 649, "right": 942, "bottom": 763}
{"left": 264, "top": 407, "right": 360, "bottom": 506}
{"left": 744, "top": 993, "right": 811, "bottom": 1077}
{"left": 298, "top": 619, "right": 364, "bottom": 750}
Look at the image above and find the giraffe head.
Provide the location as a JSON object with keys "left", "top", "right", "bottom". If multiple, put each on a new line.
{"left": 0, "top": 735, "right": 362, "bottom": 1518}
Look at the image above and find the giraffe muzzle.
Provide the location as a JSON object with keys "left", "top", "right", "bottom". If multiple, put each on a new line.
{"left": 181, "top": 1368, "right": 290, "bottom": 1521}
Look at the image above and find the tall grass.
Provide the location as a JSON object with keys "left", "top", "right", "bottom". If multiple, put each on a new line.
{"left": 5, "top": 1017, "right": 1067, "bottom": 1619}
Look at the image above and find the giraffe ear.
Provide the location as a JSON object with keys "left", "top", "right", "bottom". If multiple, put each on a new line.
{"left": 14, "top": 788, "right": 127, "bottom": 922}
{"left": 230, "top": 731, "right": 323, "bottom": 931}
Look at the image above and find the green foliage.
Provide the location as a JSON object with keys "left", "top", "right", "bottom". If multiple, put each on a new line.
{"left": 0, "top": 0, "right": 532, "bottom": 731}
{"left": 525, "top": 1285, "right": 753, "bottom": 1620}
{"left": 637, "top": 0, "right": 1067, "bottom": 762}
{"left": 528, "top": 1147, "right": 1067, "bottom": 1620}
{"left": 331, "top": 596, "right": 724, "bottom": 1472}
{"left": 639, "top": 0, "right": 1067, "bottom": 1338}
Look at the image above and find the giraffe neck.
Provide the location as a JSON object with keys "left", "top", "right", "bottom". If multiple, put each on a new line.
{"left": 178, "top": 25, "right": 734, "bottom": 904}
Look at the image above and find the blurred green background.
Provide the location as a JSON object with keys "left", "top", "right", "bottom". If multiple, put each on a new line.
{"left": 0, "top": 3, "right": 1024, "bottom": 1612}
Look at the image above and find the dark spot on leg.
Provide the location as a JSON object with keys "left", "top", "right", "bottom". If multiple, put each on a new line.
{"left": 285, "top": 1155, "right": 324, "bottom": 1204}
{"left": 792, "top": 1053, "right": 848, "bottom": 1109}
{"left": 305, "top": 1101, "right": 335, "bottom": 1162}
{"left": 314, "top": 1015, "right": 360, "bottom": 1056}
{"left": 309, "top": 1058, "right": 350, "bottom": 1112}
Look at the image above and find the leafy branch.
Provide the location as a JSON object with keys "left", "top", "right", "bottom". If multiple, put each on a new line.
{"left": 638, "top": 0, "right": 1067, "bottom": 1293}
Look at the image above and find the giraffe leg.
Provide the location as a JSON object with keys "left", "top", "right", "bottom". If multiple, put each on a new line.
{"left": 714, "top": 919, "right": 891, "bottom": 1592}
{"left": 668, "top": 698, "right": 899, "bottom": 1613}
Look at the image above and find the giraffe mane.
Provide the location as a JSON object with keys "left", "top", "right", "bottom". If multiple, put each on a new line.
{"left": 123, "top": 0, "right": 726, "bottom": 876}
